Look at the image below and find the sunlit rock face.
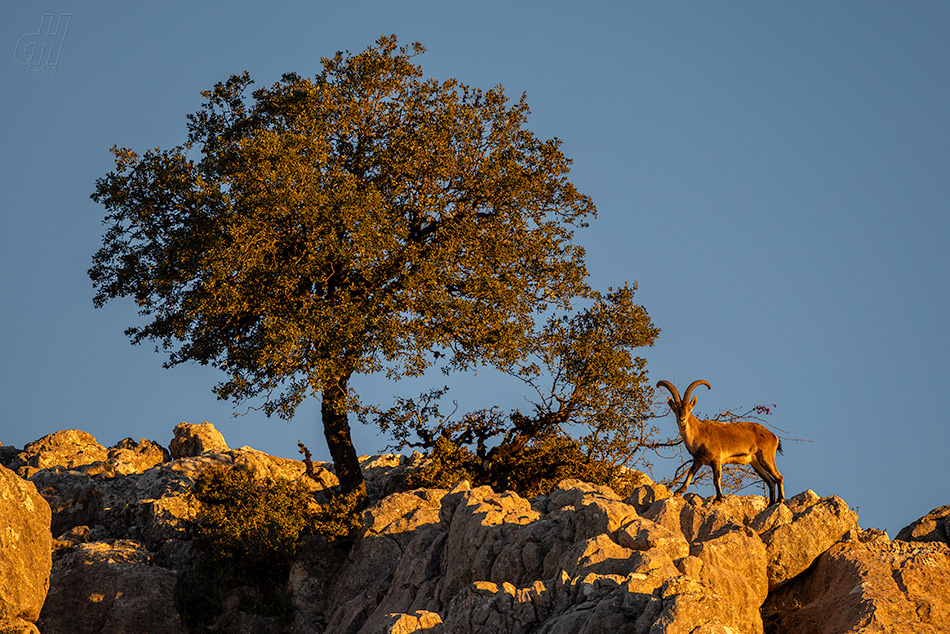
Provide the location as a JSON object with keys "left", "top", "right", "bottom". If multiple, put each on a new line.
{"left": 0, "top": 463, "right": 52, "bottom": 631}
{"left": 2, "top": 424, "right": 949, "bottom": 634}
{"left": 762, "top": 538, "right": 950, "bottom": 634}
{"left": 896, "top": 504, "right": 950, "bottom": 546}
{"left": 168, "top": 421, "right": 229, "bottom": 458}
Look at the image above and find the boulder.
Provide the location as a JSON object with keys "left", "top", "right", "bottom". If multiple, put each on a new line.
{"left": 0, "top": 464, "right": 52, "bottom": 624}
{"left": 624, "top": 482, "right": 673, "bottom": 515}
{"left": 289, "top": 535, "right": 356, "bottom": 633}
{"left": 616, "top": 516, "right": 690, "bottom": 561}
{"left": 757, "top": 491, "right": 858, "bottom": 589}
{"left": 641, "top": 494, "right": 745, "bottom": 543}
{"left": 547, "top": 478, "right": 621, "bottom": 510}
{"left": 896, "top": 505, "right": 950, "bottom": 546}
{"left": 168, "top": 421, "right": 228, "bottom": 458}
{"left": 361, "top": 453, "right": 410, "bottom": 498}
{"left": 649, "top": 575, "right": 745, "bottom": 634}
{"left": 29, "top": 467, "right": 104, "bottom": 537}
{"left": 687, "top": 526, "right": 768, "bottom": 634}
{"left": 560, "top": 534, "right": 678, "bottom": 580}
{"left": 0, "top": 443, "right": 21, "bottom": 469}
{"left": 13, "top": 423, "right": 949, "bottom": 634}
{"left": 323, "top": 488, "right": 449, "bottom": 634}
{"left": 436, "top": 486, "right": 540, "bottom": 606}
{"left": 763, "top": 538, "right": 950, "bottom": 633}
{"left": 713, "top": 495, "right": 770, "bottom": 527}
{"left": 17, "top": 430, "right": 108, "bottom": 473}
{"left": 37, "top": 540, "right": 187, "bottom": 634}
{"left": 0, "top": 618, "right": 41, "bottom": 633}
{"left": 107, "top": 437, "right": 170, "bottom": 475}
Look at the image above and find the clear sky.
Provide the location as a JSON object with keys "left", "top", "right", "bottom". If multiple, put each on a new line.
{"left": 2, "top": 2, "right": 947, "bottom": 537}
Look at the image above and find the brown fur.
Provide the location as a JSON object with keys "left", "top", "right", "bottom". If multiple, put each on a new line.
{"left": 658, "top": 380, "right": 785, "bottom": 505}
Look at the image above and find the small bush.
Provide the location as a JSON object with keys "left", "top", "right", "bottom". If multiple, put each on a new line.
{"left": 403, "top": 425, "right": 637, "bottom": 499}
{"left": 404, "top": 434, "right": 476, "bottom": 491}
{"left": 180, "top": 466, "right": 362, "bottom": 631}
{"left": 193, "top": 466, "right": 312, "bottom": 571}
{"left": 310, "top": 488, "right": 365, "bottom": 541}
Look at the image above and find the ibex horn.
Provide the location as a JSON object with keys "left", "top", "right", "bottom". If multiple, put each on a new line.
{"left": 682, "top": 380, "right": 712, "bottom": 404}
{"left": 656, "top": 380, "right": 682, "bottom": 403}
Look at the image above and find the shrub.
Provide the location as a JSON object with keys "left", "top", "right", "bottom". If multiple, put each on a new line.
{"left": 402, "top": 420, "right": 641, "bottom": 498}
{"left": 181, "top": 466, "right": 363, "bottom": 631}
{"left": 192, "top": 466, "right": 312, "bottom": 571}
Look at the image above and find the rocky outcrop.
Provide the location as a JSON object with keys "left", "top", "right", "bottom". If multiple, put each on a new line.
{"left": 108, "top": 437, "right": 171, "bottom": 475}
{"left": 322, "top": 480, "right": 948, "bottom": 634}
{"left": 755, "top": 490, "right": 859, "bottom": 590}
{"left": 37, "top": 541, "right": 187, "bottom": 634}
{"left": 168, "top": 421, "right": 229, "bottom": 458}
{"left": 8, "top": 430, "right": 174, "bottom": 482}
{"left": 0, "top": 464, "right": 51, "bottom": 632}
{"left": 1, "top": 425, "right": 947, "bottom": 633}
{"left": 17, "top": 429, "right": 109, "bottom": 474}
{"left": 763, "top": 536, "right": 950, "bottom": 633}
{"left": 896, "top": 505, "right": 950, "bottom": 546}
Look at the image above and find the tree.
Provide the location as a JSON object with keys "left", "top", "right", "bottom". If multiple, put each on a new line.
{"left": 89, "top": 36, "right": 597, "bottom": 501}
{"left": 365, "top": 284, "right": 663, "bottom": 496}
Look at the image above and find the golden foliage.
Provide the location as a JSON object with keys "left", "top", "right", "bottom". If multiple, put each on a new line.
{"left": 90, "top": 35, "right": 599, "bottom": 499}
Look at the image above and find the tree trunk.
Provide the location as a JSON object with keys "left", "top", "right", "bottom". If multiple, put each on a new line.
{"left": 321, "top": 373, "right": 367, "bottom": 502}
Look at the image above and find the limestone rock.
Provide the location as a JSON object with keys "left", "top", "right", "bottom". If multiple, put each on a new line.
{"left": 232, "top": 445, "right": 305, "bottom": 480}
{"left": 548, "top": 478, "right": 621, "bottom": 508}
{"left": 12, "top": 424, "right": 949, "bottom": 634}
{"left": 362, "top": 453, "right": 410, "bottom": 498}
{"left": 561, "top": 534, "right": 678, "bottom": 580}
{"left": 289, "top": 535, "right": 358, "bottom": 633}
{"left": 896, "top": 505, "right": 950, "bottom": 546}
{"left": 763, "top": 539, "right": 950, "bottom": 633}
{"left": 0, "top": 619, "right": 41, "bottom": 633}
{"left": 713, "top": 495, "right": 769, "bottom": 528}
{"left": 18, "top": 430, "right": 108, "bottom": 473}
{"left": 624, "top": 482, "right": 673, "bottom": 514}
{"left": 437, "top": 486, "right": 540, "bottom": 606}
{"left": 571, "top": 492, "right": 639, "bottom": 542}
{"left": 323, "top": 488, "right": 449, "bottom": 634}
{"left": 131, "top": 491, "right": 200, "bottom": 543}
{"left": 168, "top": 421, "right": 229, "bottom": 458}
{"left": 164, "top": 450, "right": 234, "bottom": 481}
{"left": 0, "top": 464, "right": 52, "bottom": 624}
{"left": 0, "top": 443, "right": 22, "bottom": 469}
{"left": 29, "top": 467, "right": 104, "bottom": 537}
{"left": 370, "top": 610, "right": 444, "bottom": 634}
{"left": 758, "top": 491, "right": 858, "bottom": 590}
{"left": 107, "top": 437, "right": 170, "bottom": 475}
{"left": 616, "top": 516, "right": 690, "bottom": 561}
{"left": 687, "top": 526, "right": 768, "bottom": 634}
{"left": 37, "top": 540, "right": 187, "bottom": 634}
{"left": 641, "top": 494, "right": 744, "bottom": 543}
{"left": 650, "top": 575, "right": 745, "bottom": 634}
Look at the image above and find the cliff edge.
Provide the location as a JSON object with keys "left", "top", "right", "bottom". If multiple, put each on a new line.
{"left": 1, "top": 425, "right": 947, "bottom": 634}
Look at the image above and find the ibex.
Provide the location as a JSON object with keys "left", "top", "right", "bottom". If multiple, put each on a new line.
{"left": 656, "top": 379, "right": 785, "bottom": 505}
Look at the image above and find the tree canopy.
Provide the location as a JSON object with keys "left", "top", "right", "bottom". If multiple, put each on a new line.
{"left": 366, "top": 284, "right": 662, "bottom": 496}
{"left": 89, "top": 36, "right": 655, "bottom": 500}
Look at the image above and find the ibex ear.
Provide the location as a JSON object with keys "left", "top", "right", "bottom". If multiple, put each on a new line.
{"left": 689, "top": 396, "right": 698, "bottom": 409}
{"left": 668, "top": 398, "right": 676, "bottom": 409}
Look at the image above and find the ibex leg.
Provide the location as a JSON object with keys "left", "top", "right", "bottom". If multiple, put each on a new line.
{"left": 675, "top": 459, "right": 703, "bottom": 496}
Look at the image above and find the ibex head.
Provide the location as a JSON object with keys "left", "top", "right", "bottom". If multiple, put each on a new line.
{"left": 657, "top": 379, "right": 711, "bottom": 423}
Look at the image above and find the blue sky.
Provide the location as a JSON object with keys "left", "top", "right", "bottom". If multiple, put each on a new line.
{"left": 2, "top": 2, "right": 947, "bottom": 536}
